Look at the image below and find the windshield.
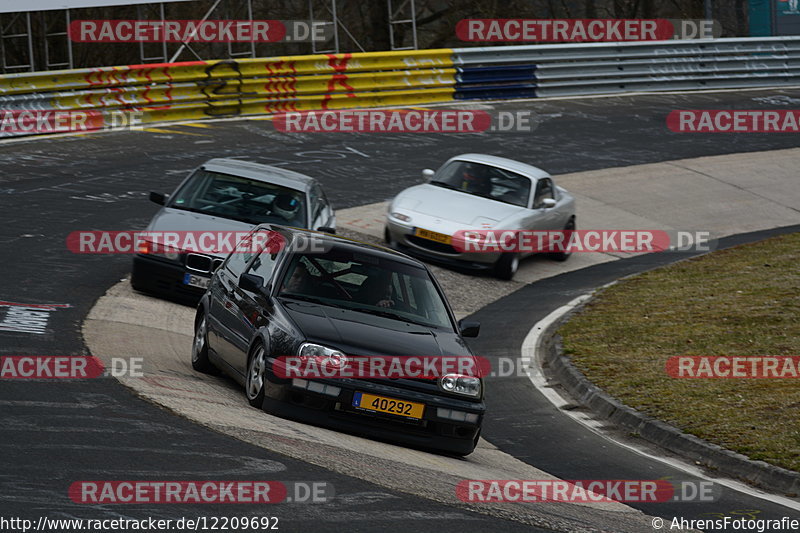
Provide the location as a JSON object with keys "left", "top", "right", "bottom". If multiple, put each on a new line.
{"left": 278, "top": 248, "right": 453, "bottom": 330}
{"left": 430, "top": 160, "right": 532, "bottom": 208}
{"left": 169, "top": 169, "right": 307, "bottom": 227}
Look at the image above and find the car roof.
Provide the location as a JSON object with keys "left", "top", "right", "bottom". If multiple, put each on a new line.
{"left": 202, "top": 158, "right": 316, "bottom": 191}
{"left": 447, "top": 153, "right": 551, "bottom": 180}
{"left": 261, "top": 225, "right": 426, "bottom": 268}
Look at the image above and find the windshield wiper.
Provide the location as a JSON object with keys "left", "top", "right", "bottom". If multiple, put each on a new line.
{"left": 278, "top": 293, "right": 346, "bottom": 309}
{"left": 357, "top": 308, "right": 434, "bottom": 328}
{"left": 429, "top": 180, "right": 461, "bottom": 191}
{"left": 168, "top": 204, "right": 255, "bottom": 223}
{"left": 169, "top": 205, "right": 211, "bottom": 215}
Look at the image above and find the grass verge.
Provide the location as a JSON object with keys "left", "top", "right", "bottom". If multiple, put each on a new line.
{"left": 559, "top": 232, "right": 800, "bottom": 472}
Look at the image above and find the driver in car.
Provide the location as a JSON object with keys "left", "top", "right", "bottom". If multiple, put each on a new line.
{"left": 272, "top": 193, "right": 303, "bottom": 226}
{"left": 460, "top": 163, "right": 492, "bottom": 196}
{"left": 284, "top": 262, "right": 314, "bottom": 294}
{"left": 360, "top": 270, "right": 396, "bottom": 308}
{"left": 285, "top": 261, "right": 397, "bottom": 309}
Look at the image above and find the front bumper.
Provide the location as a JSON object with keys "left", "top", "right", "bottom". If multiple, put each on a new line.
{"left": 385, "top": 217, "right": 502, "bottom": 269}
{"left": 131, "top": 254, "right": 209, "bottom": 303}
{"left": 262, "top": 372, "right": 485, "bottom": 455}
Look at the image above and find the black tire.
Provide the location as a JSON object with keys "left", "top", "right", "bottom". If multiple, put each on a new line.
{"left": 245, "top": 343, "right": 267, "bottom": 408}
{"left": 191, "top": 314, "right": 216, "bottom": 374}
{"left": 384, "top": 227, "right": 397, "bottom": 248}
{"left": 493, "top": 253, "right": 520, "bottom": 280}
{"left": 130, "top": 272, "right": 145, "bottom": 293}
{"left": 550, "top": 218, "right": 576, "bottom": 262}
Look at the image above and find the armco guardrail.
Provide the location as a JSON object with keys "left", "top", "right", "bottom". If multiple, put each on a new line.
{"left": 1, "top": 37, "right": 799, "bottom": 135}
{"left": 452, "top": 37, "right": 800, "bottom": 99}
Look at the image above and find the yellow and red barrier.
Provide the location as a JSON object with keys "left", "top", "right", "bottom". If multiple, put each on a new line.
{"left": 0, "top": 49, "right": 458, "bottom": 134}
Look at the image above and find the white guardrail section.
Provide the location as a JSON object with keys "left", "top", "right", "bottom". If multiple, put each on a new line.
{"left": 451, "top": 37, "right": 800, "bottom": 99}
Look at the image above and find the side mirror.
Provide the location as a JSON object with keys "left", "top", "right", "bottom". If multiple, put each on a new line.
{"left": 458, "top": 319, "right": 480, "bottom": 338}
{"left": 239, "top": 272, "right": 265, "bottom": 294}
{"left": 316, "top": 226, "right": 336, "bottom": 235}
{"left": 149, "top": 191, "right": 167, "bottom": 205}
{"left": 541, "top": 198, "right": 557, "bottom": 209}
{"left": 421, "top": 169, "right": 435, "bottom": 180}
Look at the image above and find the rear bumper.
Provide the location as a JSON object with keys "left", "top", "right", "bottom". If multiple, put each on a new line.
{"left": 130, "top": 254, "right": 207, "bottom": 304}
{"left": 262, "top": 375, "right": 484, "bottom": 455}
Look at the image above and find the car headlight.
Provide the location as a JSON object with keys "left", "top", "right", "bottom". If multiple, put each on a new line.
{"left": 137, "top": 240, "right": 182, "bottom": 261}
{"left": 390, "top": 212, "right": 412, "bottom": 223}
{"left": 163, "top": 247, "right": 181, "bottom": 261}
{"left": 298, "top": 342, "right": 347, "bottom": 368}
{"left": 440, "top": 374, "right": 481, "bottom": 397}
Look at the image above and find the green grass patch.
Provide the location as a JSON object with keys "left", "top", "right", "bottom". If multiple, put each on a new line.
{"left": 559, "top": 232, "right": 800, "bottom": 472}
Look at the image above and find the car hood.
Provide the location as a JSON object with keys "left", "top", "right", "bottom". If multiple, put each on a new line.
{"left": 280, "top": 300, "right": 471, "bottom": 357}
{"left": 147, "top": 208, "right": 257, "bottom": 233}
{"left": 394, "top": 184, "right": 525, "bottom": 227}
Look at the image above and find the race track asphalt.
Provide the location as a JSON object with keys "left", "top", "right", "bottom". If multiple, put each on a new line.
{"left": 2, "top": 89, "right": 799, "bottom": 531}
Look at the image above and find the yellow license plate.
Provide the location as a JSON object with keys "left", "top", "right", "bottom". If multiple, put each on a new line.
{"left": 414, "top": 228, "right": 452, "bottom": 244}
{"left": 352, "top": 392, "right": 425, "bottom": 419}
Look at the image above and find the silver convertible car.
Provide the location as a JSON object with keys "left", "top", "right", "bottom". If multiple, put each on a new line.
{"left": 384, "top": 154, "right": 576, "bottom": 280}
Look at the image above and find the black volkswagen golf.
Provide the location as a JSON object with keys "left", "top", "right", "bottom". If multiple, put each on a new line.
{"left": 192, "top": 225, "right": 485, "bottom": 455}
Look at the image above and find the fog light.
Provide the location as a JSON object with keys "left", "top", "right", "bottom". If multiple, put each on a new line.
{"left": 391, "top": 212, "right": 411, "bottom": 223}
{"left": 305, "top": 380, "right": 341, "bottom": 397}
{"left": 450, "top": 410, "right": 467, "bottom": 422}
{"left": 437, "top": 408, "right": 479, "bottom": 423}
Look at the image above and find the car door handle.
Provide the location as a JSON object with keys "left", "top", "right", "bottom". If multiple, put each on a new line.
{"left": 223, "top": 286, "right": 235, "bottom": 308}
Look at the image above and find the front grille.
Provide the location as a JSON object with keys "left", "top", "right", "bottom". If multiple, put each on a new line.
{"left": 406, "top": 235, "right": 459, "bottom": 255}
{"left": 360, "top": 377, "right": 440, "bottom": 393}
{"left": 186, "top": 254, "right": 224, "bottom": 274}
